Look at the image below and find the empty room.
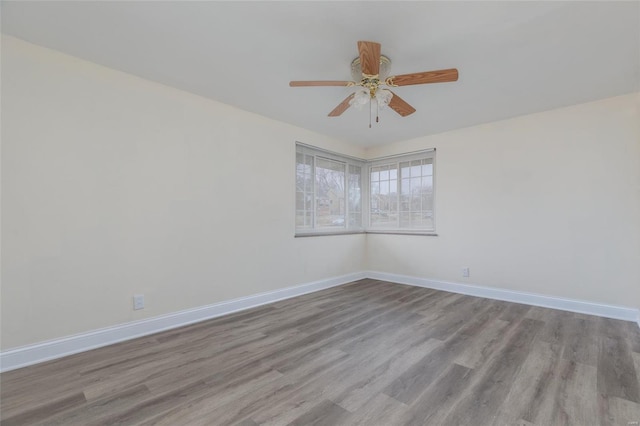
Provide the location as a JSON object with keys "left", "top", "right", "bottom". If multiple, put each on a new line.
{"left": 1, "top": 1, "right": 639, "bottom": 425}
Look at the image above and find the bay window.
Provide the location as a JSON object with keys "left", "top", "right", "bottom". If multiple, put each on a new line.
{"left": 295, "top": 143, "right": 435, "bottom": 236}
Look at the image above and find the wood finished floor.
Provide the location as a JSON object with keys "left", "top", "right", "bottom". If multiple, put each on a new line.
{"left": 2, "top": 279, "right": 640, "bottom": 425}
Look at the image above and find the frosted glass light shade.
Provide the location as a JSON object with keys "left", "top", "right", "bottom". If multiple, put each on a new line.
{"left": 349, "top": 89, "right": 371, "bottom": 110}
{"left": 375, "top": 89, "right": 393, "bottom": 108}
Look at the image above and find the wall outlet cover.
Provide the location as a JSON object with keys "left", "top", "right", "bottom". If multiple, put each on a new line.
{"left": 133, "top": 294, "right": 144, "bottom": 310}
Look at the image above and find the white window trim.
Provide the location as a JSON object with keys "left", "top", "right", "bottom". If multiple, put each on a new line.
{"left": 295, "top": 143, "right": 437, "bottom": 237}
{"left": 367, "top": 149, "right": 436, "bottom": 234}
{"left": 295, "top": 143, "right": 366, "bottom": 236}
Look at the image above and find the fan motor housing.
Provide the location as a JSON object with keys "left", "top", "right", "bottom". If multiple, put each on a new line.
{"left": 350, "top": 55, "right": 391, "bottom": 80}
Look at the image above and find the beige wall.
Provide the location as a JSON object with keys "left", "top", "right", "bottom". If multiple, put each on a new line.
{"left": 2, "top": 36, "right": 638, "bottom": 351}
{"left": 365, "top": 93, "right": 640, "bottom": 310}
{"left": 1, "top": 37, "right": 366, "bottom": 350}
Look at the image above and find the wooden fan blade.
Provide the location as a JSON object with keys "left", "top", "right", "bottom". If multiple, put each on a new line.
{"left": 358, "top": 41, "right": 381, "bottom": 76}
{"left": 328, "top": 93, "right": 355, "bottom": 117}
{"left": 388, "top": 91, "right": 416, "bottom": 117}
{"left": 388, "top": 68, "right": 458, "bottom": 86}
{"left": 289, "top": 81, "right": 353, "bottom": 87}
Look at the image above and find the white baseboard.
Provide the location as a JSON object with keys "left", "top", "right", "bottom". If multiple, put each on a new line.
{"left": 366, "top": 270, "right": 640, "bottom": 323}
{"left": 0, "top": 271, "right": 366, "bottom": 373}
{"left": 2, "top": 270, "right": 638, "bottom": 372}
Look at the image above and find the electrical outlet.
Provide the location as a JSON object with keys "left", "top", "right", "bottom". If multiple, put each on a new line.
{"left": 133, "top": 294, "right": 144, "bottom": 310}
{"left": 462, "top": 267, "right": 470, "bottom": 278}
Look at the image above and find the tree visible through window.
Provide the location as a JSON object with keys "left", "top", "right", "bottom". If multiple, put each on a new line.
{"left": 315, "top": 158, "right": 345, "bottom": 228}
{"left": 296, "top": 144, "right": 364, "bottom": 234}
{"left": 369, "top": 154, "right": 434, "bottom": 232}
{"left": 399, "top": 158, "right": 434, "bottom": 230}
{"left": 296, "top": 143, "right": 434, "bottom": 235}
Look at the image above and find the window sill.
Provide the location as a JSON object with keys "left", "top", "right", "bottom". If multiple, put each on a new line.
{"left": 366, "top": 230, "right": 438, "bottom": 236}
{"left": 295, "top": 230, "right": 437, "bottom": 237}
{"left": 295, "top": 230, "right": 366, "bottom": 238}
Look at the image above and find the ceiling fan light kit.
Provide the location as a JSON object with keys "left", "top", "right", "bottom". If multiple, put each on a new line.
{"left": 289, "top": 41, "right": 459, "bottom": 127}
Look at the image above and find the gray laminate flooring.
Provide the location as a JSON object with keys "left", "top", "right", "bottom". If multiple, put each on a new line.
{"left": 2, "top": 279, "right": 640, "bottom": 425}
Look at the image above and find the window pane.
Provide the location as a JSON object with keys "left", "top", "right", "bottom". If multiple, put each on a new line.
{"left": 296, "top": 145, "right": 364, "bottom": 234}
{"left": 400, "top": 197, "right": 409, "bottom": 212}
{"left": 410, "top": 176, "right": 421, "bottom": 190}
{"left": 348, "top": 164, "right": 362, "bottom": 228}
{"left": 298, "top": 145, "right": 432, "bottom": 234}
{"left": 380, "top": 180, "right": 389, "bottom": 195}
{"left": 389, "top": 179, "right": 397, "bottom": 194}
{"left": 422, "top": 176, "right": 433, "bottom": 211}
{"left": 422, "top": 216, "right": 434, "bottom": 230}
{"left": 411, "top": 193, "right": 421, "bottom": 211}
{"left": 411, "top": 212, "right": 423, "bottom": 228}
{"left": 349, "top": 212, "right": 360, "bottom": 227}
{"left": 315, "top": 158, "right": 345, "bottom": 228}
{"left": 296, "top": 153, "right": 314, "bottom": 229}
{"left": 296, "top": 192, "right": 304, "bottom": 210}
{"left": 400, "top": 161, "right": 410, "bottom": 179}
{"left": 372, "top": 152, "right": 434, "bottom": 231}
{"left": 399, "top": 212, "right": 410, "bottom": 227}
{"left": 371, "top": 209, "right": 392, "bottom": 228}
{"left": 401, "top": 178, "right": 410, "bottom": 195}
{"left": 296, "top": 210, "right": 306, "bottom": 227}
{"left": 371, "top": 181, "right": 380, "bottom": 194}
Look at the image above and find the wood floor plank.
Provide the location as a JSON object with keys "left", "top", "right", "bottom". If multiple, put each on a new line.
{"left": 537, "top": 308, "right": 571, "bottom": 345}
{"left": 249, "top": 337, "right": 440, "bottom": 425}
{"left": 0, "top": 369, "right": 90, "bottom": 418}
{"left": 36, "top": 384, "right": 152, "bottom": 426}
{"left": 382, "top": 342, "right": 460, "bottom": 405}
{"left": 550, "top": 359, "right": 599, "bottom": 426}
{"left": 498, "top": 301, "right": 532, "bottom": 322}
{"left": 335, "top": 310, "right": 425, "bottom": 356}
{"left": 217, "top": 355, "right": 351, "bottom": 425}
{"left": 2, "top": 280, "right": 639, "bottom": 425}
{"left": 235, "top": 419, "right": 259, "bottom": 426}
{"left": 332, "top": 338, "right": 443, "bottom": 413}
{"left": 342, "top": 393, "right": 412, "bottom": 425}
{"left": 139, "top": 369, "right": 285, "bottom": 426}
{"left": 453, "top": 317, "right": 510, "bottom": 369}
{"left": 405, "top": 363, "right": 474, "bottom": 425}
{"left": 598, "top": 334, "right": 640, "bottom": 403}
{"left": 383, "top": 301, "right": 515, "bottom": 406}
{"left": 563, "top": 313, "right": 599, "bottom": 366}
{"left": 604, "top": 396, "right": 640, "bottom": 426}
{"left": 492, "top": 340, "right": 564, "bottom": 425}
{"left": 142, "top": 329, "right": 302, "bottom": 393}
{"left": 420, "top": 296, "right": 486, "bottom": 340}
{"left": 440, "top": 318, "right": 544, "bottom": 425}
{"left": 288, "top": 399, "right": 350, "bottom": 426}
{"left": 0, "top": 392, "right": 87, "bottom": 426}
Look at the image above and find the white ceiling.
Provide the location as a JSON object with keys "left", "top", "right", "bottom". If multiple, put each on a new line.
{"left": 2, "top": 1, "right": 639, "bottom": 146}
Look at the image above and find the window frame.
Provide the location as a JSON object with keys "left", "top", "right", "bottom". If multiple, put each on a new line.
{"left": 366, "top": 149, "right": 436, "bottom": 235}
{"left": 295, "top": 143, "right": 366, "bottom": 236}
{"left": 295, "top": 143, "right": 436, "bottom": 237}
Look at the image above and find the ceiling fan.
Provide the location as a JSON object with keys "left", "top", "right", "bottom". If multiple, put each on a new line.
{"left": 290, "top": 41, "right": 458, "bottom": 124}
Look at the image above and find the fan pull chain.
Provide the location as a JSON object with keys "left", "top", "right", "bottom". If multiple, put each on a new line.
{"left": 369, "top": 99, "right": 372, "bottom": 128}
{"left": 376, "top": 101, "right": 379, "bottom": 123}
